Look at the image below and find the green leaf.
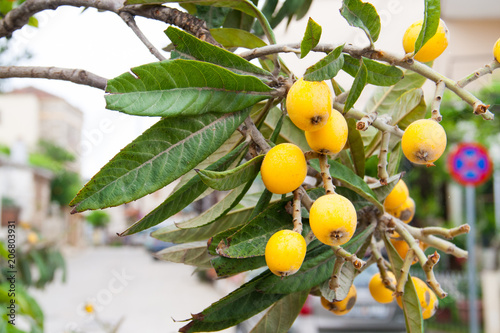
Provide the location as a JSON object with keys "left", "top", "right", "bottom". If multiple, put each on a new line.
{"left": 397, "top": 91, "right": 427, "bottom": 130}
{"left": 370, "top": 173, "right": 401, "bottom": 202}
{"left": 344, "top": 58, "right": 367, "bottom": 113}
{"left": 70, "top": 109, "right": 249, "bottom": 212}
{"left": 210, "top": 28, "right": 267, "bottom": 49}
{"left": 388, "top": 142, "right": 402, "bottom": 176}
{"left": 414, "top": 0, "right": 441, "bottom": 54}
{"left": 347, "top": 118, "right": 365, "bottom": 177}
{"left": 383, "top": 234, "right": 424, "bottom": 333}
{"left": 342, "top": 54, "right": 403, "bottom": 86}
{"left": 256, "top": 224, "right": 374, "bottom": 294}
{"left": 263, "top": 107, "right": 309, "bottom": 152}
{"left": 389, "top": 88, "right": 424, "bottom": 126}
{"left": 194, "top": 5, "right": 231, "bottom": 28}
{"left": 28, "top": 16, "right": 38, "bottom": 27}
{"left": 155, "top": 242, "right": 214, "bottom": 268}
{"left": 120, "top": 143, "right": 247, "bottom": 236}
{"left": 249, "top": 290, "right": 309, "bottom": 333}
{"left": 166, "top": 27, "right": 271, "bottom": 78}
{"left": 211, "top": 255, "right": 266, "bottom": 277}
{"left": 209, "top": 200, "right": 293, "bottom": 258}
{"left": 176, "top": 180, "right": 254, "bottom": 229}
{"left": 320, "top": 262, "right": 355, "bottom": 302}
{"left": 249, "top": 189, "right": 274, "bottom": 220}
{"left": 152, "top": 206, "right": 254, "bottom": 243}
{"left": 179, "top": 272, "right": 285, "bottom": 333}
{"left": 197, "top": 155, "right": 264, "bottom": 191}
{"left": 295, "top": 0, "right": 313, "bottom": 20}
{"left": 105, "top": 59, "right": 274, "bottom": 117}
{"left": 303, "top": 45, "right": 344, "bottom": 81}
{"left": 340, "top": 0, "right": 381, "bottom": 44}
{"left": 300, "top": 18, "right": 322, "bottom": 58}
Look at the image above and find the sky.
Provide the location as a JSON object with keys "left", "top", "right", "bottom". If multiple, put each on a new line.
{"left": 2, "top": 0, "right": 430, "bottom": 179}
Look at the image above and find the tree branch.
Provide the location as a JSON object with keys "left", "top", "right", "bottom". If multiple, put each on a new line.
{"left": 0, "top": 66, "right": 107, "bottom": 90}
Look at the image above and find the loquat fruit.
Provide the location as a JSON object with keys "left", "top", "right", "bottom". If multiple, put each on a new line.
{"left": 383, "top": 179, "right": 409, "bottom": 211}
{"left": 260, "top": 143, "right": 307, "bottom": 194}
{"left": 369, "top": 271, "right": 396, "bottom": 304}
{"left": 396, "top": 277, "right": 438, "bottom": 320}
{"left": 265, "top": 229, "right": 307, "bottom": 277}
{"left": 305, "top": 109, "right": 348, "bottom": 154}
{"left": 390, "top": 237, "right": 425, "bottom": 265}
{"left": 494, "top": 38, "right": 500, "bottom": 63}
{"left": 402, "top": 119, "right": 447, "bottom": 166}
{"left": 27, "top": 232, "right": 38, "bottom": 244}
{"left": 403, "top": 19, "right": 449, "bottom": 62}
{"left": 387, "top": 197, "right": 415, "bottom": 224}
{"left": 286, "top": 78, "right": 332, "bottom": 132}
{"left": 309, "top": 194, "right": 357, "bottom": 246}
{"left": 320, "top": 284, "right": 357, "bottom": 316}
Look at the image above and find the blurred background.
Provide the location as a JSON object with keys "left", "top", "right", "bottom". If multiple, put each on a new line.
{"left": 0, "top": 0, "right": 499, "bottom": 332}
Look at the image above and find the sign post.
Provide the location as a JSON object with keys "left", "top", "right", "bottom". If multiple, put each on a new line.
{"left": 448, "top": 143, "right": 493, "bottom": 333}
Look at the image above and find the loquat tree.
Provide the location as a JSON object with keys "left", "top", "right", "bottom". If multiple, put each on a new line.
{"left": 1, "top": 0, "right": 499, "bottom": 332}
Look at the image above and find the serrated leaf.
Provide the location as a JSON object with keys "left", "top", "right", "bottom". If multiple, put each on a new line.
{"left": 105, "top": 59, "right": 274, "bottom": 117}
{"left": 179, "top": 272, "right": 284, "bottom": 333}
{"left": 120, "top": 142, "right": 247, "bottom": 236}
{"left": 342, "top": 54, "right": 403, "bottom": 86}
{"left": 210, "top": 28, "right": 267, "bottom": 49}
{"left": 369, "top": 173, "right": 401, "bottom": 202}
{"left": 70, "top": 109, "right": 249, "bottom": 212}
{"left": 208, "top": 199, "right": 293, "bottom": 258}
{"left": 340, "top": 0, "right": 381, "bottom": 43}
{"left": 166, "top": 27, "right": 271, "bottom": 78}
{"left": 256, "top": 224, "right": 375, "bottom": 294}
{"left": 303, "top": 45, "right": 344, "bottom": 81}
{"left": 414, "top": 0, "right": 441, "bottom": 54}
{"left": 176, "top": 179, "right": 254, "bottom": 229}
{"left": 249, "top": 290, "right": 309, "bottom": 333}
{"left": 155, "top": 242, "right": 213, "bottom": 268}
{"left": 152, "top": 206, "right": 254, "bottom": 243}
{"left": 211, "top": 255, "right": 266, "bottom": 277}
{"left": 300, "top": 18, "right": 322, "bottom": 58}
{"left": 347, "top": 118, "right": 365, "bottom": 178}
{"left": 383, "top": 234, "right": 424, "bottom": 333}
{"left": 197, "top": 155, "right": 264, "bottom": 191}
{"left": 344, "top": 58, "right": 367, "bottom": 113}
{"left": 320, "top": 262, "right": 355, "bottom": 302}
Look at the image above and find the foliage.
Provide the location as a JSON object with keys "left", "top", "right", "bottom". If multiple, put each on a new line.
{"left": 0, "top": 143, "right": 10, "bottom": 156}
{"left": 85, "top": 211, "right": 111, "bottom": 228}
{"left": 51, "top": 170, "right": 82, "bottom": 207}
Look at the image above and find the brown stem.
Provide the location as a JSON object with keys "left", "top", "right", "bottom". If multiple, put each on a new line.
{"left": 292, "top": 190, "right": 303, "bottom": 234}
{"left": 332, "top": 246, "right": 366, "bottom": 270}
{"left": 395, "top": 249, "right": 414, "bottom": 296}
{"left": 119, "top": 12, "right": 166, "bottom": 61}
{"left": 319, "top": 154, "right": 335, "bottom": 194}
{"left": 431, "top": 80, "right": 446, "bottom": 122}
{"left": 377, "top": 130, "right": 390, "bottom": 185}
{"left": 329, "top": 257, "right": 345, "bottom": 290}
{"left": 356, "top": 111, "right": 378, "bottom": 131}
{"left": 371, "top": 236, "right": 395, "bottom": 291}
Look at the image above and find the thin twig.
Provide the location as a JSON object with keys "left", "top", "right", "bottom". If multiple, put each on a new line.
{"left": 431, "top": 80, "right": 446, "bottom": 122}
{"left": 292, "top": 190, "right": 303, "bottom": 234}
{"left": 329, "top": 257, "right": 345, "bottom": 290}
{"left": 395, "top": 248, "right": 415, "bottom": 296}
{"left": 304, "top": 151, "right": 321, "bottom": 160}
{"left": 119, "top": 12, "right": 166, "bottom": 61}
{"left": 371, "top": 236, "right": 395, "bottom": 291}
{"left": 319, "top": 154, "right": 335, "bottom": 194}
{"left": 332, "top": 246, "right": 366, "bottom": 270}
{"left": 420, "top": 224, "right": 470, "bottom": 239}
{"left": 356, "top": 111, "right": 378, "bottom": 131}
{"left": 244, "top": 117, "right": 271, "bottom": 153}
{"left": 377, "top": 130, "right": 390, "bottom": 185}
{"left": 341, "top": 104, "right": 404, "bottom": 138}
{"left": 457, "top": 60, "right": 500, "bottom": 88}
{"left": 0, "top": 66, "right": 107, "bottom": 90}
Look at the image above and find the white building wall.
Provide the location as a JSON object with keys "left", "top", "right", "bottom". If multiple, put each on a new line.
{"left": 0, "top": 94, "right": 40, "bottom": 148}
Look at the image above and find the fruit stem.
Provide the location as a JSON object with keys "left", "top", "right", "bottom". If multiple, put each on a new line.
{"left": 371, "top": 236, "right": 395, "bottom": 292}
{"left": 431, "top": 80, "right": 446, "bottom": 122}
{"left": 292, "top": 190, "right": 303, "bottom": 234}
{"left": 341, "top": 104, "right": 404, "bottom": 138}
{"left": 356, "top": 111, "right": 378, "bottom": 131}
{"left": 244, "top": 117, "right": 271, "bottom": 153}
{"left": 329, "top": 256, "right": 345, "bottom": 291}
{"left": 377, "top": 130, "right": 390, "bottom": 185}
{"left": 395, "top": 248, "right": 415, "bottom": 296}
{"left": 456, "top": 60, "right": 500, "bottom": 88}
{"left": 319, "top": 154, "right": 336, "bottom": 194}
{"left": 332, "top": 246, "right": 366, "bottom": 270}
{"left": 420, "top": 224, "right": 470, "bottom": 239}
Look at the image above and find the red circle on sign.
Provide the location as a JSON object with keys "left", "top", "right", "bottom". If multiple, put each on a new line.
{"left": 447, "top": 143, "right": 493, "bottom": 186}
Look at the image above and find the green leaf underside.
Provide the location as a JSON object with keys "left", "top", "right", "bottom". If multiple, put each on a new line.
{"left": 155, "top": 242, "right": 214, "bottom": 268}
{"left": 340, "top": 0, "right": 381, "bottom": 43}
{"left": 300, "top": 17, "right": 322, "bottom": 59}
{"left": 105, "top": 59, "right": 273, "bottom": 117}
{"left": 344, "top": 58, "right": 367, "bottom": 113}
{"left": 210, "top": 28, "right": 267, "bottom": 49}
{"left": 256, "top": 223, "right": 375, "bottom": 294}
{"left": 389, "top": 88, "right": 424, "bottom": 126}
{"left": 383, "top": 234, "right": 424, "bottom": 333}
{"left": 180, "top": 272, "right": 285, "bottom": 333}
{"left": 304, "top": 44, "right": 344, "bottom": 81}
{"left": 197, "top": 155, "right": 264, "bottom": 191}
{"left": 263, "top": 107, "right": 309, "bottom": 152}
{"left": 120, "top": 142, "right": 248, "bottom": 236}
{"left": 347, "top": 118, "right": 365, "bottom": 178}
{"left": 152, "top": 206, "right": 254, "bottom": 243}
{"left": 176, "top": 179, "right": 255, "bottom": 229}
{"left": 414, "top": 0, "right": 441, "bottom": 54}
{"left": 388, "top": 142, "right": 403, "bottom": 176}
{"left": 166, "top": 27, "right": 272, "bottom": 78}
{"left": 397, "top": 91, "right": 427, "bottom": 130}
{"left": 211, "top": 255, "right": 266, "bottom": 277}
{"left": 70, "top": 109, "right": 249, "bottom": 212}
{"left": 249, "top": 290, "right": 309, "bottom": 333}
{"left": 342, "top": 55, "right": 403, "bottom": 86}
{"left": 320, "top": 262, "right": 355, "bottom": 302}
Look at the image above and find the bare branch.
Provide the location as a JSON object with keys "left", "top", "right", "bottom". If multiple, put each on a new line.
{"left": 377, "top": 129, "right": 391, "bottom": 185}
{"left": 0, "top": 66, "right": 107, "bottom": 90}
{"left": 119, "top": 12, "right": 166, "bottom": 61}
{"left": 457, "top": 60, "right": 500, "bottom": 88}
{"left": 292, "top": 190, "right": 303, "bottom": 234}
{"left": 329, "top": 256, "right": 345, "bottom": 290}
{"left": 319, "top": 154, "right": 335, "bottom": 194}
{"left": 431, "top": 80, "right": 446, "bottom": 122}
{"left": 341, "top": 103, "right": 404, "bottom": 138}
{"left": 332, "top": 245, "right": 366, "bottom": 270}
{"left": 356, "top": 111, "right": 378, "bottom": 131}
